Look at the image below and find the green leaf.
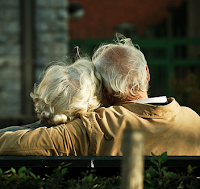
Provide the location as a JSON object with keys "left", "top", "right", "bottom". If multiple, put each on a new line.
{"left": 167, "top": 172, "right": 175, "bottom": 178}
{"left": 18, "top": 166, "right": 26, "bottom": 174}
{"left": 45, "top": 174, "right": 50, "bottom": 178}
{"left": 82, "top": 176, "right": 86, "bottom": 182}
{"left": 82, "top": 173, "right": 94, "bottom": 183}
{"left": 87, "top": 173, "right": 93, "bottom": 182}
{"left": 30, "top": 171, "right": 37, "bottom": 179}
{"left": 145, "top": 172, "right": 152, "bottom": 180}
{"left": 4, "top": 169, "right": 12, "bottom": 174}
{"left": 151, "top": 152, "right": 158, "bottom": 160}
{"left": 188, "top": 164, "right": 192, "bottom": 174}
{"left": 0, "top": 168, "right": 3, "bottom": 175}
{"left": 11, "top": 167, "right": 16, "bottom": 173}
{"left": 161, "top": 166, "right": 168, "bottom": 173}
{"left": 61, "top": 168, "right": 68, "bottom": 174}
{"left": 146, "top": 166, "right": 158, "bottom": 177}
{"left": 53, "top": 165, "right": 61, "bottom": 173}
{"left": 150, "top": 157, "right": 159, "bottom": 167}
{"left": 187, "top": 164, "right": 197, "bottom": 174}
{"left": 160, "top": 152, "right": 168, "bottom": 163}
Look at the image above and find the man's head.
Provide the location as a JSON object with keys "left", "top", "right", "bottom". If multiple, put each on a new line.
{"left": 92, "top": 35, "right": 150, "bottom": 104}
{"left": 31, "top": 58, "right": 102, "bottom": 125}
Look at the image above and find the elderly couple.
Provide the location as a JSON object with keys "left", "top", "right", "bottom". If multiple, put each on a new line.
{"left": 0, "top": 34, "right": 200, "bottom": 156}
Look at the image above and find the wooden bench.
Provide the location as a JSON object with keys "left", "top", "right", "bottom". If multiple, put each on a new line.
{"left": 0, "top": 156, "right": 200, "bottom": 177}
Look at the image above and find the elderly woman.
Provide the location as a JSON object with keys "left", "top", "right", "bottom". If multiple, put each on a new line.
{"left": 0, "top": 58, "right": 102, "bottom": 132}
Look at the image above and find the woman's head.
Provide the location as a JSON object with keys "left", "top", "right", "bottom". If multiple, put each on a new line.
{"left": 31, "top": 58, "right": 102, "bottom": 125}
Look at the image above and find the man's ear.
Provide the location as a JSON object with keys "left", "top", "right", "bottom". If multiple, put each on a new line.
{"left": 146, "top": 65, "right": 150, "bottom": 82}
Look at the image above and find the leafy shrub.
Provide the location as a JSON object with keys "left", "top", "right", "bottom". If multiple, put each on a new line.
{"left": 171, "top": 71, "right": 200, "bottom": 114}
{"left": 144, "top": 152, "right": 199, "bottom": 189}
{"left": 0, "top": 152, "right": 199, "bottom": 189}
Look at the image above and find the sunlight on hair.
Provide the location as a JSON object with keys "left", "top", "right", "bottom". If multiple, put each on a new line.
{"left": 30, "top": 58, "right": 102, "bottom": 125}
{"left": 92, "top": 33, "right": 149, "bottom": 101}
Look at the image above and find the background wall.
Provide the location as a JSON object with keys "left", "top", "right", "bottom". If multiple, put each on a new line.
{"left": 0, "top": 0, "right": 69, "bottom": 127}
{"left": 0, "top": 0, "right": 21, "bottom": 116}
{"left": 69, "top": 0, "right": 184, "bottom": 39}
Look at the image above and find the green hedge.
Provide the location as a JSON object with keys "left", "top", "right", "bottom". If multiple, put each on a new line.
{"left": 0, "top": 152, "right": 199, "bottom": 189}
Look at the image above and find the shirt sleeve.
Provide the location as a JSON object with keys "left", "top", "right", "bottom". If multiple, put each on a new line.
{"left": 47, "top": 118, "right": 90, "bottom": 156}
{"left": 0, "top": 118, "right": 89, "bottom": 156}
{"left": 0, "top": 127, "right": 58, "bottom": 156}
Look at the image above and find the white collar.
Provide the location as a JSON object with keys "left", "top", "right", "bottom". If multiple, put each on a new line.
{"left": 133, "top": 96, "right": 168, "bottom": 104}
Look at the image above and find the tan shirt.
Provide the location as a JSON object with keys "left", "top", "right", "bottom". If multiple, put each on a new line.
{"left": 0, "top": 97, "right": 200, "bottom": 156}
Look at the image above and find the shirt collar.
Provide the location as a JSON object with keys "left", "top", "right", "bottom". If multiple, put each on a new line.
{"left": 115, "top": 97, "right": 181, "bottom": 118}
{"left": 132, "top": 96, "right": 168, "bottom": 104}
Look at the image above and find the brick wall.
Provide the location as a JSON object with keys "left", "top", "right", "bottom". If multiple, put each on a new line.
{"left": 35, "top": 0, "right": 69, "bottom": 80}
{"left": 69, "top": 0, "right": 184, "bottom": 39}
{"left": 0, "top": 0, "right": 21, "bottom": 116}
{"left": 0, "top": 0, "right": 69, "bottom": 127}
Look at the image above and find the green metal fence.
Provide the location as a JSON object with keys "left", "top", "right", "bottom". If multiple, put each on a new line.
{"left": 69, "top": 38, "right": 200, "bottom": 98}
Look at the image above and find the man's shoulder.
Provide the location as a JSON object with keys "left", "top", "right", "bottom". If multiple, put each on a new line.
{"left": 90, "top": 103, "right": 138, "bottom": 122}
{"left": 169, "top": 97, "right": 200, "bottom": 117}
{"left": 52, "top": 117, "right": 84, "bottom": 129}
{"left": 180, "top": 105, "right": 200, "bottom": 118}
{"left": 95, "top": 104, "right": 129, "bottom": 114}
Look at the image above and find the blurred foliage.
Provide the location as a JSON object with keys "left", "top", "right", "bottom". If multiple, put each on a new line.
{"left": 0, "top": 152, "right": 199, "bottom": 188}
{"left": 144, "top": 152, "right": 199, "bottom": 189}
{"left": 171, "top": 71, "right": 200, "bottom": 115}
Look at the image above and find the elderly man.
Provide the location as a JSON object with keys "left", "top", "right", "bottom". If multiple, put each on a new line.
{"left": 91, "top": 35, "right": 200, "bottom": 156}
{"left": 0, "top": 35, "right": 200, "bottom": 156}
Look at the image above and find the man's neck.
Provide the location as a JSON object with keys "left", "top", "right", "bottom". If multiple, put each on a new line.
{"left": 124, "top": 90, "right": 148, "bottom": 101}
{"left": 103, "top": 89, "right": 148, "bottom": 105}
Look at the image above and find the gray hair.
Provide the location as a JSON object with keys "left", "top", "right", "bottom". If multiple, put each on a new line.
{"left": 92, "top": 34, "right": 149, "bottom": 100}
{"left": 30, "top": 58, "right": 102, "bottom": 125}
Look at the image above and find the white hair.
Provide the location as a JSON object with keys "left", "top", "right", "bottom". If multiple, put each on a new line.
{"left": 92, "top": 34, "right": 149, "bottom": 100}
{"left": 30, "top": 58, "right": 102, "bottom": 125}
